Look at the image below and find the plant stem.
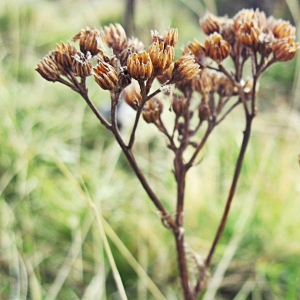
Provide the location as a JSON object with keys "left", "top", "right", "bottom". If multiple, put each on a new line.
{"left": 205, "top": 114, "right": 254, "bottom": 268}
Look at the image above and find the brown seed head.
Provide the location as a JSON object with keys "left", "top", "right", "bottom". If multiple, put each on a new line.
{"left": 148, "top": 42, "right": 175, "bottom": 75}
{"left": 200, "top": 12, "right": 222, "bottom": 35}
{"left": 127, "top": 51, "right": 153, "bottom": 81}
{"left": 142, "top": 98, "right": 163, "bottom": 123}
{"left": 267, "top": 17, "right": 296, "bottom": 40}
{"left": 72, "top": 27, "right": 102, "bottom": 56}
{"left": 55, "top": 42, "right": 77, "bottom": 70}
{"left": 233, "top": 8, "right": 266, "bottom": 33}
{"left": 204, "top": 32, "right": 231, "bottom": 62}
{"left": 118, "top": 67, "right": 132, "bottom": 89}
{"left": 193, "top": 68, "right": 214, "bottom": 95}
{"left": 188, "top": 39, "right": 206, "bottom": 64}
{"left": 273, "top": 37, "right": 299, "bottom": 62}
{"left": 72, "top": 51, "right": 92, "bottom": 77}
{"left": 103, "top": 23, "right": 127, "bottom": 56}
{"left": 171, "top": 53, "right": 200, "bottom": 82}
{"left": 123, "top": 82, "right": 142, "bottom": 109}
{"left": 36, "top": 54, "right": 60, "bottom": 82}
{"left": 237, "top": 21, "right": 261, "bottom": 47}
{"left": 93, "top": 61, "right": 119, "bottom": 90}
{"left": 172, "top": 95, "right": 187, "bottom": 116}
{"left": 156, "top": 62, "right": 174, "bottom": 84}
{"left": 164, "top": 28, "right": 178, "bottom": 47}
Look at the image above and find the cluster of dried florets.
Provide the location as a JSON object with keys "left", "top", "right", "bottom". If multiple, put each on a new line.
{"left": 36, "top": 9, "right": 298, "bottom": 139}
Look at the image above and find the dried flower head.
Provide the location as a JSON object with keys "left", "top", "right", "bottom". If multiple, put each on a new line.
{"left": 193, "top": 68, "right": 214, "bottom": 95}
{"left": 148, "top": 42, "right": 175, "bottom": 75}
{"left": 171, "top": 53, "right": 200, "bottom": 83}
{"left": 237, "top": 22, "right": 261, "bottom": 47}
{"left": 72, "top": 27, "right": 102, "bottom": 56}
{"left": 55, "top": 42, "right": 77, "bottom": 70}
{"left": 36, "top": 54, "right": 60, "bottom": 82}
{"left": 164, "top": 28, "right": 179, "bottom": 47}
{"left": 117, "top": 67, "right": 132, "bottom": 89}
{"left": 204, "top": 32, "right": 230, "bottom": 62}
{"left": 267, "top": 17, "right": 296, "bottom": 40}
{"left": 93, "top": 61, "right": 119, "bottom": 90}
{"left": 188, "top": 40, "right": 206, "bottom": 65}
{"left": 123, "top": 82, "right": 142, "bottom": 109}
{"left": 127, "top": 51, "right": 153, "bottom": 81}
{"left": 72, "top": 51, "right": 92, "bottom": 77}
{"left": 200, "top": 12, "right": 222, "bottom": 35}
{"left": 142, "top": 98, "right": 163, "bottom": 123}
{"left": 172, "top": 95, "right": 187, "bottom": 116}
{"left": 157, "top": 62, "right": 174, "bottom": 84}
{"left": 273, "top": 37, "right": 299, "bottom": 62}
{"left": 103, "top": 23, "right": 127, "bottom": 56}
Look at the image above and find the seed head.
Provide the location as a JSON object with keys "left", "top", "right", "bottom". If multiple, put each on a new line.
{"left": 200, "top": 12, "right": 222, "bottom": 35}
{"left": 142, "top": 98, "right": 163, "bottom": 123}
{"left": 198, "top": 100, "right": 210, "bottom": 121}
{"left": 127, "top": 51, "right": 153, "bottom": 81}
{"left": 267, "top": 17, "right": 296, "bottom": 40}
{"left": 171, "top": 53, "right": 200, "bottom": 83}
{"left": 55, "top": 42, "right": 77, "bottom": 70}
{"left": 188, "top": 39, "right": 206, "bottom": 64}
{"left": 72, "top": 27, "right": 102, "bottom": 56}
{"left": 148, "top": 42, "right": 175, "bottom": 75}
{"left": 36, "top": 54, "right": 60, "bottom": 82}
{"left": 237, "top": 22, "right": 261, "bottom": 47}
{"left": 93, "top": 61, "right": 119, "bottom": 90}
{"left": 204, "top": 32, "right": 231, "bottom": 62}
{"left": 123, "top": 82, "right": 142, "bottom": 109}
{"left": 72, "top": 52, "right": 92, "bottom": 77}
{"left": 103, "top": 23, "right": 127, "bottom": 56}
{"left": 273, "top": 37, "right": 299, "bottom": 62}
{"left": 164, "top": 28, "right": 178, "bottom": 47}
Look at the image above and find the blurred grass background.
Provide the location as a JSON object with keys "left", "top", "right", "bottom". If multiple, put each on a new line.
{"left": 0, "top": 0, "right": 300, "bottom": 299}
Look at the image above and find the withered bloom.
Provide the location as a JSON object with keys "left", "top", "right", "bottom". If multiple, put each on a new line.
{"left": 93, "top": 61, "right": 119, "bottom": 90}
{"left": 193, "top": 68, "right": 214, "bottom": 95}
{"left": 164, "top": 28, "right": 178, "bottom": 47}
{"left": 72, "top": 27, "right": 102, "bottom": 56}
{"left": 157, "top": 62, "right": 174, "bottom": 84}
{"left": 148, "top": 42, "right": 175, "bottom": 75}
{"left": 267, "top": 17, "right": 296, "bottom": 40}
{"left": 237, "top": 22, "right": 260, "bottom": 47}
{"left": 171, "top": 53, "right": 200, "bottom": 82}
{"left": 72, "top": 51, "right": 92, "bottom": 77}
{"left": 200, "top": 12, "right": 222, "bottom": 35}
{"left": 172, "top": 95, "right": 187, "bottom": 116}
{"left": 198, "top": 100, "right": 210, "bottom": 121}
{"left": 127, "top": 51, "right": 153, "bottom": 81}
{"left": 117, "top": 67, "right": 132, "bottom": 89}
{"left": 103, "top": 23, "right": 127, "bottom": 56}
{"left": 123, "top": 82, "right": 142, "bottom": 109}
{"left": 205, "top": 32, "right": 231, "bottom": 62}
{"left": 36, "top": 54, "right": 60, "bottom": 82}
{"left": 188, "top": 40, "right": 206, "bottom": 65}
{"left": 273, "top": 37, "right": 299, "bottom": 62}
{"left": 55, "top": 42, "right": 77, "bottom": 69}
{"left": 119, "top": 37, "right": 145, "bottom": 66}
{"left": 142, "top": 98, "right": 163, "bottom": 123}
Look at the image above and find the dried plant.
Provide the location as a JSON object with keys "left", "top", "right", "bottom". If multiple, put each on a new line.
{"left": 36, "top": 9, "right": 298, "bottom": 300}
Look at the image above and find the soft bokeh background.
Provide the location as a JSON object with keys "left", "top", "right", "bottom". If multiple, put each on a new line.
{"left": 1, "top": 0, "right": 300, "bottom": 299}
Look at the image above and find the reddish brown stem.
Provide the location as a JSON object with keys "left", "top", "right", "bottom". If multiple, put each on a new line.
{"left": 205, "top": 114, "right": 254, "bottom": 268}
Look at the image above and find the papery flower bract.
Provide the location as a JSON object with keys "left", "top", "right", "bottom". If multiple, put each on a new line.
{"left": 127, "top": 51, "right": 153, "bottom": 81}
{"left": 200, "top": 12, "right": 222, "bottom": 35}
{"left": 142, "top": 98, "right": 163, "bottom": 123}
{"left": 72, "top": 27, "right": 102, "bottom": 56}
{"left": 204, "top": 32, "right": 230, "bottom": 62}
{"left": 273, "top": 38, "right": 299, "bottom": 62}
{"left": 72, "top": 51, "right": 92, "bottom": 77}
{"left": 171, "top": 53, "right": 200, "bottom": 82}
{"left": 164, "top": 28, "right": 178, "bottom": 47}
{"left": 36, "top": 54, "right": 60, "bottom": 82}
{"left": 148, "top": 42, "right": 175, "bottom": 75}
{"left": 103, "top": 23, "right": 127, "bottom": 56}
{"left": 55, "top": 42, "right": 77, "bottom": 70}
{"left": 93, "top": 61, "right": 119, "bottom": 90}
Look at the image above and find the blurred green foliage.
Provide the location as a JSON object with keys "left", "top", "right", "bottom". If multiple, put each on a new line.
{"left": 0, "top": 0, "right": 300, "bottom": 299}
